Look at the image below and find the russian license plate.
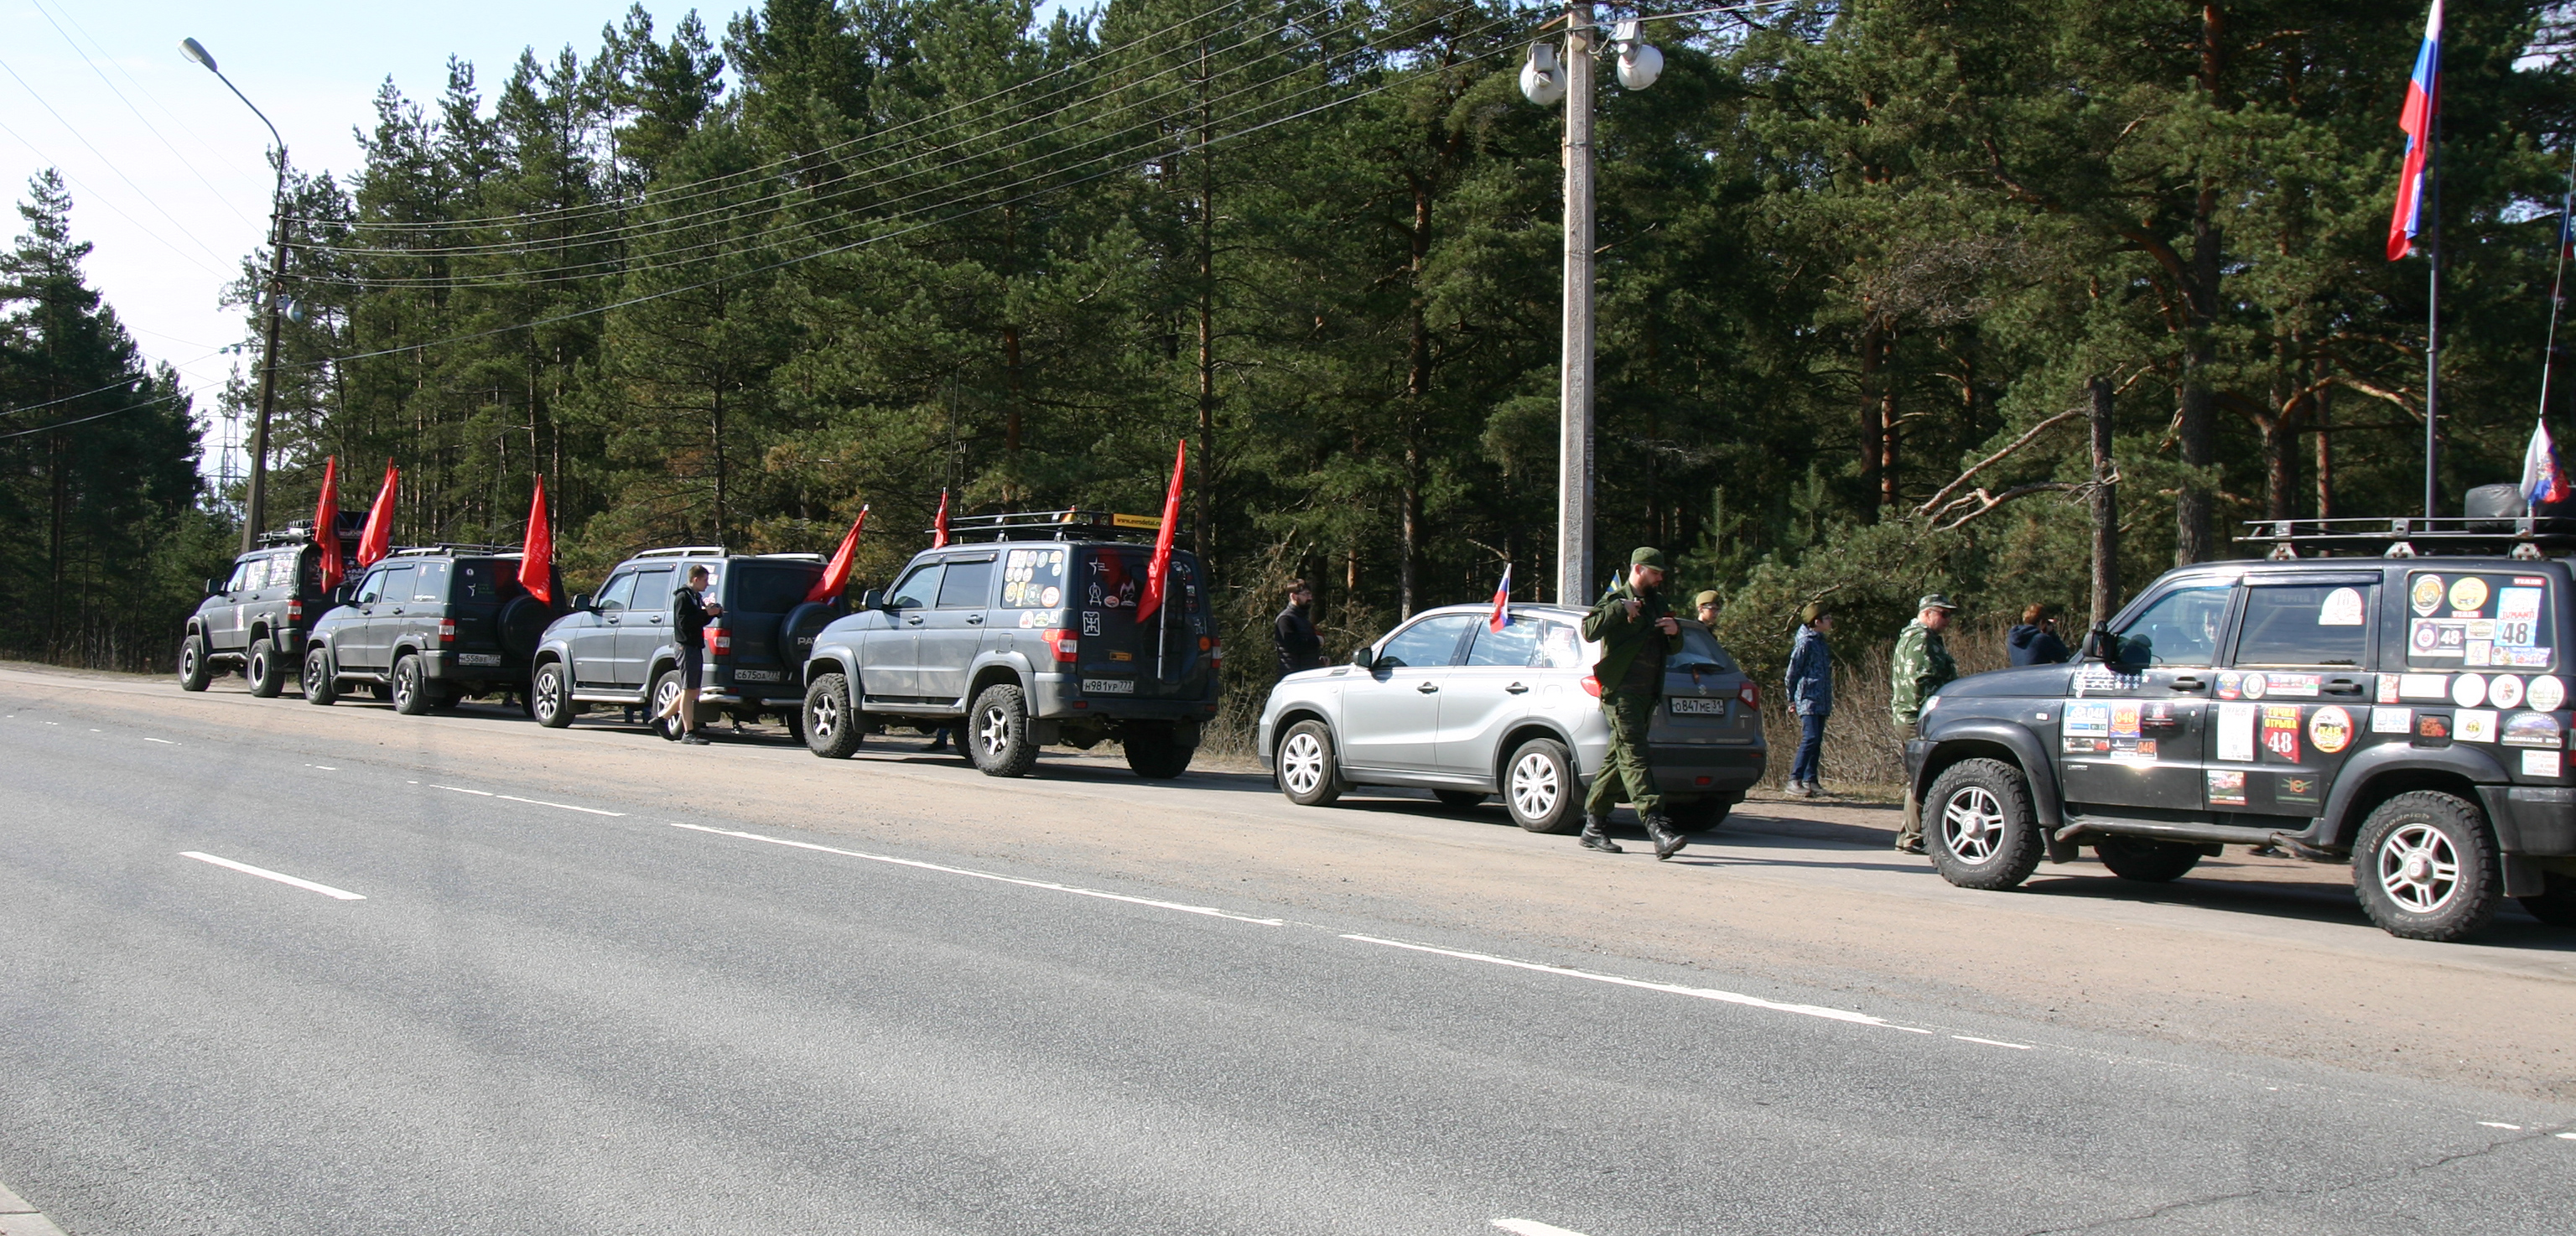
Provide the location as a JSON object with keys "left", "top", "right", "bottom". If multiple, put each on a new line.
{"left": 456, "top": 653, "right": 501, "bottom": 667}
{"left": 732, "top": 668, "right": 781, "bottom": 683}
{"left": 1083, "top": 678, "right": 1136, "bottom": 694}
{"left": 1668, "top": 696, "right": 1724, "bottom": 715}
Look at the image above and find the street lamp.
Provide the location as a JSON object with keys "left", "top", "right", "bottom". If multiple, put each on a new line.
{"left": 181, "top": 36, "right": 293, "bottom": 553}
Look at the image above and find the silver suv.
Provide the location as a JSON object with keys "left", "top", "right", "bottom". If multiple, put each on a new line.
{"left": 1256, "top": 602, "right": 1766, "bottom": 832}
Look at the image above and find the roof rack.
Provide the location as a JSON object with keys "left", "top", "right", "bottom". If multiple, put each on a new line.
{"left": 2237, "top": 517, "right": 2576, "bottom": 561}
{"left": 387, "top": 543, "right": 523, "bottom": 558}
{"left": 257, "top": 512, "right": 366, "bottom": 547}
{"left": 630, "top": 546, "right": 727, "bottom": 558}
{"left": 943, "top": 509, "right": 1166, "bottom": 543}
{"left": 756, "top": 553, "right": 825, "bottom": 562}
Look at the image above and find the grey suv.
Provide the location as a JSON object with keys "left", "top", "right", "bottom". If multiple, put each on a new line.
{"left": 1908, "top": 517, "right": 2576, "bottom": 941}
{"left": 528, "top": 548, "right": 831, "bottom": 738}
{"left": 178, "top": 517, "right": 361, "bottom": 697}
{"left": 302, "top": 546, "right": 566, "bottom": 714}
{"left": 800, "top": 512, "right": 1221, "bottom": 778}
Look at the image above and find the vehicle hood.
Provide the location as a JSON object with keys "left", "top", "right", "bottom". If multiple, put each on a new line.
{"left": 1937, "top": 664, "right": 2074, "bottom": 698}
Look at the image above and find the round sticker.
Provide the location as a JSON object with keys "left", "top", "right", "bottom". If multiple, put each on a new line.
{"left": 2532, "top": 676, "right": 2568, "bottom": 712}
{"left": 2241, "top": 673, "right": 2268, "bottom": 700}
{"left": 2449, "top": 576, "right": 2490, "bottom": 613}
{"left": 2412, "top": 574, "right": 2447, "bottom": 615}
{"left": 2412, "top": 621, "right": 2439, "bottom": 652}
{"left": 2319, "top": 586, "right": 2366, "bottom": 626}
{"left": 2309, "top": 705, "right": 2354, "bottom": 755}
{"left": 1041, "top": 586, "right": 1061, "bottom": 607}
{"left": 2491, "top": 674, "right": 2527, "bottom": 709}
{"left": 2453, "top": 673, "right": 2489, "bottom": 709}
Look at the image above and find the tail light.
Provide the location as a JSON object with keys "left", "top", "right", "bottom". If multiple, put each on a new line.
{"left": 1581, "top": 674, "right": 1602, "bottom": 698}
{"left": 286, "top": 598, "right": 304, "bottom": 624}
{"left": 1043, "top": 629, "right": 1078, "bottom": 662}
{"left": 435, "top": 618, "right": 456, "bottom": 646}
{"left": 1210, "top": 638, "right": 1224, "bottom": 664}
{"left": 709, "top": 622, "right": 732, "bottom": 657}
{"left": 1738, "top": 682, "right": 1761, "bottom": 710}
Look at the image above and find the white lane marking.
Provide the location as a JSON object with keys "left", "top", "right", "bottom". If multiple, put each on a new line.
{"left": 671, "top": 823, "right": 1286, "bottom": 925}
{"left": 1343, "top": 934, "right": 1930, "bottom": 1033}
{"left": 1955, "top": 1036, "right": 2034, "bottom": 1050}
{"left": 432, "top": 785, "right": 494, "bottom": 796}
{"left": 1495, "top": 1221, "right": 1589, "bottom": 1236}
{"left": 304, "top": 763, "right": 335, "bottom": 771}
{"left": 143, "top": 737, "right": 176, "bottom": 745}
{"left": 2558, "top": 1132, "right": 2575, "bottom": 1140}
{"left": 429, "top": 783, "right": 626, "bottom": 816}
{"left": 2480, "top": 1122, "right": 2522, "bottom": 1130}
{"left": 179, "top": 851, "right": 366, "bottom": 901}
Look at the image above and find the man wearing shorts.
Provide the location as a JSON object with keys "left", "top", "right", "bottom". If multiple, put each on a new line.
{"left": 652, "top": 564, "right": 724, "bottom": 745}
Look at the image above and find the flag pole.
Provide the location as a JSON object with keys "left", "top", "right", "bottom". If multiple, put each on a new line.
{"left": 2541, "top": 149, "right": 2576, "bottom": 423}
{"left": 2424, "top": 95, "right": 2442, "bottom": 520}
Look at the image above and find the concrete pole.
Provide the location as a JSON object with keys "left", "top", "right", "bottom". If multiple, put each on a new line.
{"left": 241, "top": 168, "right": 288, "bottom": 553}
{"left": 1555, "top": 2, "right": 1597, "bottom": 605}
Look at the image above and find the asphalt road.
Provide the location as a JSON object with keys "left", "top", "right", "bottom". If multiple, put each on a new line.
{"left": 2, "top": 666, "right": 2572, "bottom": 1234}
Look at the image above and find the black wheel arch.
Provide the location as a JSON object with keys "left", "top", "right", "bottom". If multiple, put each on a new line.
{"left": 1916, "top": 723, "right": 2064, "bottom": 828}
{"left": 2319, "top": 745, "right": 2506, "bottom": 851}
{"left": 1266, "top": 706, "right": 1332, "bottom": 762}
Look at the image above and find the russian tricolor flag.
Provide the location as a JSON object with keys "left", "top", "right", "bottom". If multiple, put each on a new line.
{"left": 2525, "top": 419, "right": 2571, "bottom": 506}
{"left": 1488, "top": 564, "right": 1513, "bottom": 632}
{"left": 2387, "top": 0, "right": 2443, "bottom": 261}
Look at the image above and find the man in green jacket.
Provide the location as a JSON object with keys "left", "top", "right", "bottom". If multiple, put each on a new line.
{"left": 1580, "top": 547, "right": 1690, "bottom": 859}
{"left": 1890, "top": 593, "right": 1960, "bottom": 854}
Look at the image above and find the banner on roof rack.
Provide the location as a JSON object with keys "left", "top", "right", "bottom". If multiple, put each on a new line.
{"left": 1113, "top": 512, "right": 1162, "bottom": 530}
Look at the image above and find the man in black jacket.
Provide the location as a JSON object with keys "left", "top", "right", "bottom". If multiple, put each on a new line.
{"left": 1275, "top": 579, "right": 1322, "bottom": 678}
{"left": 651, "top": 563, "right": 724, "bottom": 744}
{"left": 2007, "top": 603, "right": 2071, "bottom": 667}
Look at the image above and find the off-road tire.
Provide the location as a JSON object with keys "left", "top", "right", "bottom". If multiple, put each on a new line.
{"left": 391, "top": 654, "right": 434, "bottom": 716}
{"left": 532, "top": 661, "right": 574, "bottom": 729}
{"left": 650, "top": 670, "right": 686, "bottom": 740}
{"left": 1503, "top": 737, "right": 1581, "bottom": 834}
{"left": 804, "top": 673, "right": 862, "bottom": 759}
{"left": 1276, "top": 720, "right": 1343, "bottom": 807}
{"left": 2517, "top": 870, "right": 2576, "bottom": 928}
{"left": 177, "top": 634, "right": 212, "bottom": 692}
{"left": 778, "top": 704, "right": 805, "bottom": 747}
{"left": 2354, "top": 791, "right": 2501, "bottom": 942}
{"left": 1925, "top": 758, "right": 2045, "bottom": 891}
{"left": 245, "top": 637, "right": 287, "bottom": 698}
{"left": 966, "top": 683, "right": 1040, "bottom": 777}
{"left": 2095, "top": 835, "right": 2203, "bottom": 883}
{"left": 302, "top": 646, "right": 340, "bottom": 705}
{"left": 1433, "top": 790, "right": 1488, "bottom": 809}
{"left": 1668, "top": 797, "right": 1732, "bottom": 832}
{"left": 1124, "top": 723, "right": 1194, "bottom": 780}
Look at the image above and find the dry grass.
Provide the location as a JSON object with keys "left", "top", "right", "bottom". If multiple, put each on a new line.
{"left": 1756, "top": 620, "right": 2015, "bottom": 797}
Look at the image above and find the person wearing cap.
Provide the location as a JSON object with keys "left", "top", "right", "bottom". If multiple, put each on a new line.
{"left": 1692, "top": 589, "right": 1722, "bottom": 627}
{"left": 1890, "top": 593, "right": 1960, "bottom": 852}
{"left": 1784, "top": 601, "right": 1835, "bottom": 797}
{"left": 1578, "top": 548, "right": 1690, "bottom": 859}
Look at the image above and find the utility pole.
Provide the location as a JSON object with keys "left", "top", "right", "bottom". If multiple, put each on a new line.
{"left": 1554, "top": 0, "right": 1597, "bottom": 605}
{"left": 179, "top": 38, "right": 290, "bottom": 553}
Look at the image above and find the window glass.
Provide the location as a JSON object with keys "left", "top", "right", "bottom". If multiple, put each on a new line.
{"left": 888, "top": 563, "right": 942, "bottom": 610}
{"left": 452, "top": 560, "right": 501, "bottom": 603}
{"left": 1533, "top": 621, "right": 1588, "bottom": 670}
{"left": 594, "top": 572, "right": 636, "bottom": 612}
{"left": 937, "top": 558, "right": 996, "bottom": 608}
{"left": 409, "top": 560, "right": 449, "bottom": 602}
{"left": 631, "top": 567, "right": 676, "bottom": 614}
{"left": 2114, "top": 584, "right": 2232, "bottom": 666}
{"left": 2404, "top": 571, "right": 2556, "bottom": 670}
{"left": 353, "top": 568, "right": 391, "bottom": 605}
{"left": 729, "top": 564, "right": 819, "bottom": 614}
{"left": 2233, "top": 584, "right": 2374, "bottom": 667}
{"left": 372, "top": 565, "right": 416, "bottom": 605}
{"left": 225, "top": 559, "right": 255, "bottom": 592}
{"left": 1466, "top": 620, "right": 1540, "bottom": 667}
{"left": 1672, "top": 626, "right": 1737, "bottom": 672}
{"left": 1000, "top": 548, "right": 1068, "bottom": 609}
{"left": 1377, "top": 614, "right": 1477, "bottom": 668}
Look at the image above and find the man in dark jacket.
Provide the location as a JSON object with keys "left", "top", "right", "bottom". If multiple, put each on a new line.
{"left": 2007, "top": 603, "right": 2072, "bottom": 667}
{"left": 1783, "top": 602, "right": 1834, "bottom": 797}
{"left": 1275, "top": 579, "right": 1322, "bottom": 678}
{"left": 1579, "top": 548, "right": 1689, "bottom": 859}
{"left": 650, "top": 563, "right": 724, "bottom": 745}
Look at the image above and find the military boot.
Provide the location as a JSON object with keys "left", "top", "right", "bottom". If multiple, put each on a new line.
{"left": 1645, "top": 811, "right": 1688, "bottom": 860}
{"left": 1579, "top": 817, "right": 1623, "bottom": 854}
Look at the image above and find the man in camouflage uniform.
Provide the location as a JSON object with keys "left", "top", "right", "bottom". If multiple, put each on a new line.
{"left": 1580, "top": 548, "right": 1690, "bottom": 859}
{"left": 1890, "top": 593, "right": 1960, "bottom": 854}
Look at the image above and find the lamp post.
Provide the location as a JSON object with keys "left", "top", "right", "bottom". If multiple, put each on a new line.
{"left": 181, "top": 37, "right": 291, "bottom": 553}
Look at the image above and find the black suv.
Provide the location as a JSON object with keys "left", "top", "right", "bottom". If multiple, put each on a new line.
{"left": 178, "top": 517, "right": 362, "bottom": 697}
{"left": 301, "top": 546, "right": 566, "bottom": 714}
{"left": 800, "top": 512, "right": 1222, "bottom": 778}
{"left": 1908, "top": 517, "right": 2576, "bottom": 941}
{"left": 527, "top": 547, "right": 831, "bottom": 737}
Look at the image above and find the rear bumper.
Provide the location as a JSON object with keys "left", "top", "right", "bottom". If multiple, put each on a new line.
{"left": 2478, "top": 785, "right": 2576, "bottom": 857}
{"left": 711, "top": 665, "right": 801, "bottom": 706}
{"left": 1650, "top": 743, "right": 1767, "bottom": 798}
{"left": 418, "top": 650, "right": 529, "bottom": 684}
{"left": 1031, "top": 671, "right": 1219, "bottom": 721}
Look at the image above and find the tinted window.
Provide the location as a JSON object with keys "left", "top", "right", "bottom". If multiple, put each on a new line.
{"left": 452, "top": 559, "right": 514, "bottom": 604}
{"left": 1000, "top": 547, "right": 1067, "bottom": 609}
{"left": 225, "top": 559, "right": 256, "bottom": 592}
{"left": 730, "top": 563, "right": 820, "bottom": 614}
{"left": 631, "top": 567, "right": 676, "bottom": 614}
{"left": 1672, "top": 626, "right": 1737, "bottom": 673}
{"left": 888, "top": 563, "right": 942, "bottom": 610}
{"left": 2404, "top": 570, "right": 2556, "bottom": 670}
{"left": 1378, "top": 615, "right": 1476, "bottom": 668}
{"left": 1466, "top": 620, "right": 1541, "bottom": 667}
{"left": 2233, "top": 584, "right": 2373, "bottom": 667}
{"left": 937, "top": 558, "right": 996, "bottom": 608}
{"left": 353, "top": 568, "right": 392, "bottom": 605}
{"left": 2115, "top": 584, "right": 2232, "bottom": 666}
{"left": 409, "top": 561, "right": 449, "bottom": 603}
{"left": 594, "top": 572, "right": 636, "bottom": 612}
{"left": 373, "top": 565, "right": 417, "bottom": 605}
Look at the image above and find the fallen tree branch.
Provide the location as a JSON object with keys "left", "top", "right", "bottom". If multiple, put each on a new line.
{"left": 1930, "top": 481, "right": 2084, "bottom": 532}
{"left": 1914, "top": 408, "right": 2083, "bottom": 519}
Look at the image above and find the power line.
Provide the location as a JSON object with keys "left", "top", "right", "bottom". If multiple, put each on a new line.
{"left": 27, "top": 0, "right": 261, "bottom": 230}
{"left": 0, "top": 114, "right": 233, "bottom": 281}
{"left": 0, "top": 55, "right": 242, "bottom": 271}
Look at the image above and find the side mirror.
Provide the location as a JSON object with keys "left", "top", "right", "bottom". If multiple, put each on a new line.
{"left": 330, "top": 584, "right": 353, "bottom": 607}
{"left": 2080, "top": 625, "right": 2121, "bottom": 663}
{"left": 1350, "top": 645, "right": 1377, "bottom": 669}
{"left": 860, "top": 588, "right": 887, "bottom": 610}
{"left": 205, "top": 578, "right": 224, "bottom": 595}
{"left": 570, "top": 593, "right": 592, "bottom": 613}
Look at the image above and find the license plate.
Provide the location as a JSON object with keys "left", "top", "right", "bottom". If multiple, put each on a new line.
{"left": 1668, "top": 697, "right": 1724, "bottom": 715}
{"left": 456, "top": 653, "right": 501, "bottom": 667}
{"left": 1083, "top": 678, "right": 1135, "bottom": 694}
{"left": 732, "top": 668, "right": 781, "bottom": 683}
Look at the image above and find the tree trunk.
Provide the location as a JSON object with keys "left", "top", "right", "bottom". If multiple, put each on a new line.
{"left": 1192, "top": 34, "right": 1216, "bottom": 563}
{"left": 1858, "top": 317, "right": 1887, "bottom": 519}
{"left": 2314, "top": 381, "right": 2334, "bottom": 518}
{"left": 2089, "top": 376, "right": 2119, "bottom": 631}
{"left": 2262, "top": 414, "right": 2296, "bottom": 522}
{"left": 1400, "top": 174, "right": 1431, "bottom": 620}
{"left": 2174, "top": 211, "right": 2222, "bottom": 564}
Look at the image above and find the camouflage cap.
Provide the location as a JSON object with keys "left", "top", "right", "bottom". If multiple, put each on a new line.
{"left": 1800, "top": 601, "right": 1831, "bottom": 625}
{"left": 1693, "top": 589, "right": 1722, "bottom": 609}
{"left": 1918, "top": 593, "right": 1960, "bottom": 611}
{"left": 1629, "top": 547, "right": 1668, "bottom": 570}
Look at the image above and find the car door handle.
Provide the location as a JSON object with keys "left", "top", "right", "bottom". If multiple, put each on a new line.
{"left": 1416, "top": 682, "right": 1439, "bottom": 693}
{"left": 605, "top": 615, "right": 621, "bottom": 625}
{"left": 1505, "top": 682, "right": 1530, "bottom": 694}
{"left": 2171, "top": 675, "right": 2205, "bottom": 692}
{"left": 2324, "top": 678, "right": 2365, "bottom": 696}
{"left": 966, "top": 614, "right": 984, "bottom": 625}
{"left": 906, "top": 615, "right": 924, "bottom": 626}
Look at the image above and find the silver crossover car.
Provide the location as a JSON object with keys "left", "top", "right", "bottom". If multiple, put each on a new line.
{"left": 1256, "top": 602, "right": 1767, "bottom": 832}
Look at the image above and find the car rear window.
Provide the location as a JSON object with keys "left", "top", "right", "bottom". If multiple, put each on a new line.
{"left": 730, "top": 563, "right": 821, "bottom": 614}
{"left": 1672, "top": 626, "right": 1737, "bottom": 673}
{"left": 1000, "top": 548, "right": 1067, "bottom": 608}
{"left": 2405, "top": 570, "right": 2555, "bottom": 670}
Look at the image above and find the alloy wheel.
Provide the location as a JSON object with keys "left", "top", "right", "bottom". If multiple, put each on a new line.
{"left": 812, "top": 689, "right": 842, "bottom": 740}
{"left": 1942, "top": 786, "right": 2006, "bottom": 865}
{"left": 1510, "top": 750, "right": 1561, "bottom": 821}
{"left": 2376, "top": 822, "right": 2460, "bottom": 915}
{"left": 977, "top": 704, "right": 1011, "bottom": 756}
{"left": 1280, "top": 731, "right": 1326, "bottom": 796}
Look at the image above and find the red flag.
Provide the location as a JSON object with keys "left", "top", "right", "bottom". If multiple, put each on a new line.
{"left": 805, "top": 505, "right": 869, "bottom": 604}
{"left": 310, "top": 455, "right": 345, "bottom": 592}
{"left": 1135, "top": 439, "right": 1186, "bottom": 621}
{"left": 518, "top": 476, "right": 553, "bottom": 604}
{"left": 356, "top": 459, "right": 397, "bottom": 567}
{"left": 932, "top": 489, "right": 951, "bottom": 548}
